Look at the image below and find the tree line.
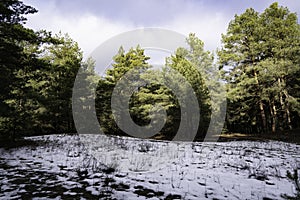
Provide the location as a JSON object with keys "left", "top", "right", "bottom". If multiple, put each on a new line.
{"left": 0, "top": 1, "right": 299, "bottom": 141}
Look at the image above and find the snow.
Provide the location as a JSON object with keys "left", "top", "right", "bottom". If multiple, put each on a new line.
{"left": 0, "top": 134, "right": 299, "bottom": 199}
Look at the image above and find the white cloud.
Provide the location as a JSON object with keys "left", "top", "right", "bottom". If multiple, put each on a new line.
{"left": 165, "top": 12, "right": 230, "bottom": 53}
{"left": 23, "top": 0, "right": 300, "bottom": 61}
{"left": 25, "top": 9, "right": 226, "bottom": 60}
{"left": 23, "top": 0, "right": 228, "bottom": 60}
{"left": 53, "top": 15, "right": 133, "bottom": 58}
{"left": 25, "top": 10, "right": 134, "bottom": 59}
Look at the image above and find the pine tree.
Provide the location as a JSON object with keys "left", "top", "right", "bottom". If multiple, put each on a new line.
{"left": 218, "top": 3, "right": 300, "bottom": 134}
{"left": 0, "top": 0, "right": 53, "bottom": 139}
{"left": 41, "top": 33, "right": 83, "bottom": 133}
{"left": 96, "top": 46, "right": 151, "bottom": 136}
{"left": 165, "top": 33, "right": 213, "bottom": 140}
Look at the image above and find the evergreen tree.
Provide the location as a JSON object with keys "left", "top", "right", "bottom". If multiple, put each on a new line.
{"left": 0, "top": 0, "right": 53, "bottom": 139}
{"left": 41, "top": 33, "right": 83, "bottom": 133}
{"left": 219, "top": 3, "right": 300, "bottom": 134}
{"left": 96, "top": 46, "right": 151, "bottom": 136}
{"left": 165, "top": 33, "right": 213, "bottom": 139}
{"left": 96, "top": 35, "right": 215, "bottom": 140}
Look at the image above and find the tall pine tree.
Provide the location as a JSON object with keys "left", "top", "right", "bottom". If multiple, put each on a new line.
{"left": 219, "top": 3, "right": 300, "bottom": 134}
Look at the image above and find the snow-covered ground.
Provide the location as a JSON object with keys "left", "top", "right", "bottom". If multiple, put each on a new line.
{"left": 0, "top": 134, "right": 299, "bottom": 199}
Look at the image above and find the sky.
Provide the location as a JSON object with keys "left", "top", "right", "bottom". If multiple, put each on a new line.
{"left": 22, "top": 0, "right": 300, "bottom": 62}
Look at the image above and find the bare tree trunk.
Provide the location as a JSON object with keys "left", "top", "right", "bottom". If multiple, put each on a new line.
{"left": 270, "top": 99, "right": 277, "bottom": 133}
{"left": 278, "top": 78, "right": 292, "bottom": 130}
{"left": 278, "top": 78, "right": 285, "bottom": 130}
{"left": 283, "top": 90, "right": 292, "bottom": 130}
{"left": 254, "top": 71, "right": 267, "bottom": 133}
{"left": 259, "top": 101, "right": 267, "bottom": 132}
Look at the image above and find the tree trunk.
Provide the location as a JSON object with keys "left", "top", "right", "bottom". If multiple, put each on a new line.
{"left": 270, "top": 99, "right": 277, "bottom": 133}
{"left": 259, "top": 101, "right": 267, "bottom": 133}
{"left": 283, "top": 89, "right": 292, "bottom": 130}
{"left": 278, "top": 78, "right": 285, "bottom": 130}
{"left": 254, "top": 70, "right": 267, "bottom": 133}
{"left": 278, "top": 78, "right": 292, "bottom": 130}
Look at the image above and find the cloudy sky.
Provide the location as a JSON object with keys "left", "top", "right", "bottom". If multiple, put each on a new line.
{"left": 23, "top": 0, "right": 300, "bottom": 60}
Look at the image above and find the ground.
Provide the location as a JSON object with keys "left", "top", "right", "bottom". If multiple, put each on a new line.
{"left": 0, "top": 134, "right": 299, "bottom": 199}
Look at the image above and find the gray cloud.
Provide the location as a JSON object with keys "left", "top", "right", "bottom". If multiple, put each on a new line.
{"left": 23, "top": 0, "right": 300, "bottom": 58}
{"left": 25, "top": 0, "right": 300, "bottom": 25}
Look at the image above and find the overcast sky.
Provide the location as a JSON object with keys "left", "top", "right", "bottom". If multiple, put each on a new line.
{"left": 23, "top": 0, "right": 300, "bottom": 60}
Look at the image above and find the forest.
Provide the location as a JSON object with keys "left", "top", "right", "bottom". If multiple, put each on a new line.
{"left": 1, "top": 0, "right": 300, "bottom": 142}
